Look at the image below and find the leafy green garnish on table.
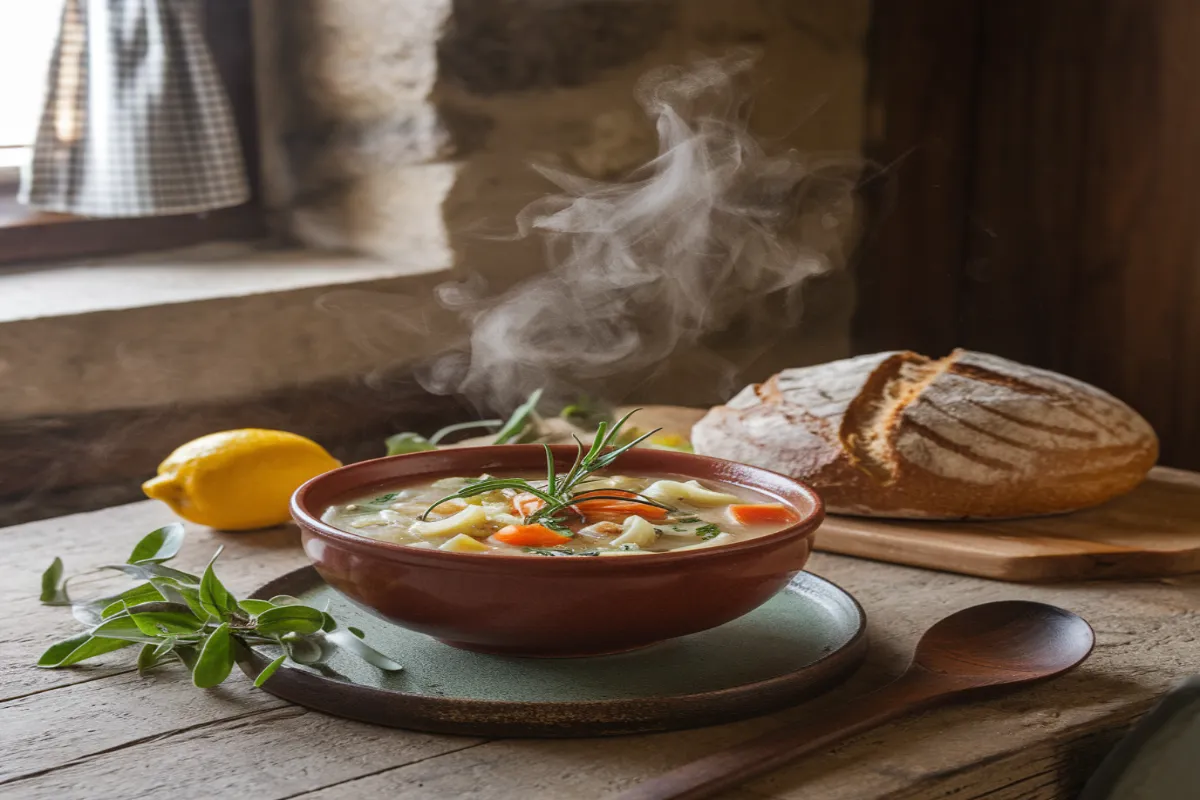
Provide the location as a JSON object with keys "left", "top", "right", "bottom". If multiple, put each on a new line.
{"left": 491, "top": 388, "right": 545, "bottom": 444}
{"left": 36, "top": 524, "right": 402, "bottom": 688}
{"left": 384, "top": 432, "right": 438, "bottom": 456}
{"left": 559, "top": 395, "right": 612, "bottom": 430}
{"left": 384, "top": 388, "right": 630, "bottom": 453}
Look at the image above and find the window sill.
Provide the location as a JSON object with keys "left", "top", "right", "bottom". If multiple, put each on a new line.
{"left": 0, "top": 241, "right": 448, "bottom": 323}
{"left": 0, "top": 241, "right": 456, "bottom": 421}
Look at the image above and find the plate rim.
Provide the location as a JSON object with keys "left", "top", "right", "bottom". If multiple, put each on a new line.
{"left": 235, "top": 566, "right": 868, "bottom": 737}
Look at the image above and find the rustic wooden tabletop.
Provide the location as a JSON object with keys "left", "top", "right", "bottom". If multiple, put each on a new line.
{"left": 3, "top": 496, "right": 1198, "bottom": 800}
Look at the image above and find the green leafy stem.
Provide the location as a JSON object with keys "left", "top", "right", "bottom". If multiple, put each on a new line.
{"left": 419, "top": 409, "right": 675, "bottom": 529}
{"left": 37, "top": 524, "right": 402, "bottom": 688}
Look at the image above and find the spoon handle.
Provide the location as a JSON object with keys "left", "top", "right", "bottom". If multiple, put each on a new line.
{"left": 615, "top": 673, "right": 944, "bottom": 800}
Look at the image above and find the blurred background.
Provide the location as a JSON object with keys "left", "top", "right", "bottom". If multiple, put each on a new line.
{"left": 1, "top": 0, "right": 1196, "bottom": 525}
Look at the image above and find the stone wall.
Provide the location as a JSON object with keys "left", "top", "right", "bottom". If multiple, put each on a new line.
{"left": 255, "top": 0, "right": 871, "bottom": 405}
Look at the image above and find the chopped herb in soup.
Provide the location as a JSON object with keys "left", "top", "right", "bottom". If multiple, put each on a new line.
{"left": 322, "top": 473, "right": 796, "bottom": 556}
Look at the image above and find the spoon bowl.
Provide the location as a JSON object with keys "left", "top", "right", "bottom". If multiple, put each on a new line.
{"left": 914, "top": 600, "right": 1096, "bottom": 685}
{"left": 619, "top": 600, "right": 1096, "bottom": 800}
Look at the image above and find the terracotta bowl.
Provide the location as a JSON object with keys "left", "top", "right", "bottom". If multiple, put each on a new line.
{"left": 291, "top": 445, "right": 824, "bottom": 658}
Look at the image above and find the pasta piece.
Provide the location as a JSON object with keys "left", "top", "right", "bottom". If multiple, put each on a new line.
{"left": 577, "top": 521, "right": 623, "bottom": 539}
{"left": 611, "top": 515, "right": 658, "bottom": 548}
{"left": 642, "top": 480, "right": 740, "bottom": 508}
{"left": 673, "top": 533, "right": 737, "bottom": 551}
{"left": 439, "top": 533, "right": 491, "bottom": 553}
{"left": 598, "top": 544, "right": 649, "bottom": 556}
{"left": 409, "top": 505, "right": 490, "bottom": 538}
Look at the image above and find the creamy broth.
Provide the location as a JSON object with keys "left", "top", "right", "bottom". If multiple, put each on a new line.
{"left": 321, "top": 473, "right": 797, "bottom": 556}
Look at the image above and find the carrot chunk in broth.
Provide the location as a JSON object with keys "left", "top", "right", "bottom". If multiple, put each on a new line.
{"left": 491, "top": 524, "right": 571, "bottom": 547}
{"left": 727, "top": 503, "right": 797, "bottom": 526}
{"left": 571, "top": 489, "right": 669, "bottom": 522}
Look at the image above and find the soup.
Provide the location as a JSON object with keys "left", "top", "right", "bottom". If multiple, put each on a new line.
{"left": 321, "top": 473, "right": 797, "bottom": 556}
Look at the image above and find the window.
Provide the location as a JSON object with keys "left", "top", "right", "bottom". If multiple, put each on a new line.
{"left": 0, "top": 0, "right": 60, "bottom": 178}
{"left": 0, "top": 0, "right": 264, "bottom": 265}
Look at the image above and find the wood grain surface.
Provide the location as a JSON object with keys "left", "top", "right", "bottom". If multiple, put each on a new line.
{"left": 1, "top": 494, "right": 1197, "bottom": 799}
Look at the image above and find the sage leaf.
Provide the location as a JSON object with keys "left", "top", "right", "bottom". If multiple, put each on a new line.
{"left": 254, "top": 654, "right": 288, "bottom": 687}
{"left": 174, "top": 644, "right": 200, "bottom": 672}
{"left": 239, "top": 599, "right": 275, "bottom": 616}
{"left": 72, "top": 602, "right": 106, "bottom": 627}
{"left": 136, "top": 643, "right": 173, "bottom": 674}
{"left": 127, "top": 523, "right": 186, "bottom": 564}
{"left": 492, "top": 388, "right": 543, "bottom": 444}
{"left": 199, "top": 549, "right": 238, "bottom": 620}
{"left": 320, "top": 612, "right": 337, "bottom": 633}
{"left": 154, "top": 579, "right": 209, "bottom": 621}
{"left": 98, "top": 583, "right": 166, "bottom": 619}
{"left": 40, "top": 557, "right": 70, "bottom": 605}
{"left": 254, "top": 605, "right": 324, "bottom": 636}
{"left": 128, "top": 602, "right": 204, "bottom": 636}
{"left": 38, "top": 634, "right": 133, "bottom": 668}
{"left": 285, "top": 635, "right": 329, "bottom": 665}
{"left": 89, "top": 615, "right": 161, "bottom": 644}
{"left": 152, "top": 637, "right": 177, "bottom": 658}
{"left": 325, "top": 629, "right": 403, "bottom": 671}
{"left": 348, "top": 626, "right": 365, "bottom": 639}
{"left": 268, "top": 594, "right": 302, "bottom": 606}
{"left": 102, "top": 563, "right": 199, "bottom": 584}
{"left": 192, "top": 623, "right": 234, "bottom": 688}
{"left": 385, "top": 432, "right": 437, "bottom": 456}
{"left": 428, "top": 419, "right": 503, "bottom": 446}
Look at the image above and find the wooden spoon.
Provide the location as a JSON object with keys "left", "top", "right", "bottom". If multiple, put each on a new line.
{"left": 617, "top": 600, "right": 1095, "bottom": 800}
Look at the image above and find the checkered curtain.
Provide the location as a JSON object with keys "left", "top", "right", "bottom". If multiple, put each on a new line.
{"left": 19, "top": 0, "right": 250, "bottom": 217}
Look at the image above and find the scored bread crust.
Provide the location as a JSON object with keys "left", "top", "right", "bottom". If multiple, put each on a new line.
{"left": 691, "top": 350, "right": 1160, "bottom": 519}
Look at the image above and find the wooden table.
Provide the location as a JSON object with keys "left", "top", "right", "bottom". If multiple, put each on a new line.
{"left": 3, "top": 499, "right": 1199, "bottom": 800}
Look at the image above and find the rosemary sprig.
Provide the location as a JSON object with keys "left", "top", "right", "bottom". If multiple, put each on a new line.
{"left": 420, "top": 408, "right": 675, "bottom": 527}
{"left": 37, "top": 525, "right": 402, "bottom": 688}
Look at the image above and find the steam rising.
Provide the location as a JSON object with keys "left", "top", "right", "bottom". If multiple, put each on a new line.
{"left": 421, "top": 55, "right": 858, "bottom": 411}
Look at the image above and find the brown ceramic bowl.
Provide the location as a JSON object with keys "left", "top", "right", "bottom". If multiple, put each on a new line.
{"left": 291, "top": 445, "right": 824, "bottom": 657}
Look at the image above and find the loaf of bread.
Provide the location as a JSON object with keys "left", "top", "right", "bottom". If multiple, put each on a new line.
{"left": 691, "top": 350, "right": 1159, "bottom": 519}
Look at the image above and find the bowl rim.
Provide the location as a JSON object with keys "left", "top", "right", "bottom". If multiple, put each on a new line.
{"left": 291, "top": 444, "right": 825, "bottom": 569}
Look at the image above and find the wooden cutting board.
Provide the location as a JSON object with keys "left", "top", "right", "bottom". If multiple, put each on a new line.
{"left": 637, "top": 405, "right": 1200, "bottom": 582}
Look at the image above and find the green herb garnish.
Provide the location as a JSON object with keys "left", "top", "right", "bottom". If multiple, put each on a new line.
{"left": 384, "top": 432, "right": 437, "bottom": 456}
{"left": 695, "top": 523, "right": 722, "bottom": 540}
{"left": 522, "top": 547, "right": 600, "bottom": 557}
{"left": 492, "top": 388, "right": 545, "bottom": 444}
{"left": 365, "top": 492, "right": 401, "bottom": 505}
{"left": 420, "top": 409, "right": 675, "bottom": 527}
{"left": 36, "top": 525, "right": 402, "bottom": 687}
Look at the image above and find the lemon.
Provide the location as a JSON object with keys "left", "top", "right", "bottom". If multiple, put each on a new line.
{"left": 142, "top": 429, "right": 341, "bottom": 531}
{"left": 647, "top": 433, "right": 693, "bottom": 452}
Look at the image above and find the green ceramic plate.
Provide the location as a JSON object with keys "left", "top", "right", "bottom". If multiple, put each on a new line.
{"left": 235, "top": 567, "right": 867, "bottom": 737}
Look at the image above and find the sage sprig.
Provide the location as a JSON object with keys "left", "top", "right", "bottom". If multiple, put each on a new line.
{"left": 37, "top": 524, "right": 401, "bottom": 688}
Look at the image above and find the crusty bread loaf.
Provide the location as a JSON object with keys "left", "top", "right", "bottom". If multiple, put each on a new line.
{"left": 691, "top": 350, "right": 1159, "bottom": 519}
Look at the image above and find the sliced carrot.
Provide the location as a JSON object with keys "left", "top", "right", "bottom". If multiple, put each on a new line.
{"left": 728, "top": 503, "right": 797, "bottom": 526}
{"left": 511, "top": 492, "right": 546, "bottom": 518}
{"left": 491, "top": 524, "right": 571, "bottom": 547}
{"left": 571, "top": 489, "right": 669, "bottom": 522}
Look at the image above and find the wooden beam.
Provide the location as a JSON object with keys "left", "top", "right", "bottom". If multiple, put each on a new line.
{"left": 853, "top": 0, "right": 983, "bottom": 356}
{"left": 961, "top": 0, "right": 1200, "bottom": 468}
